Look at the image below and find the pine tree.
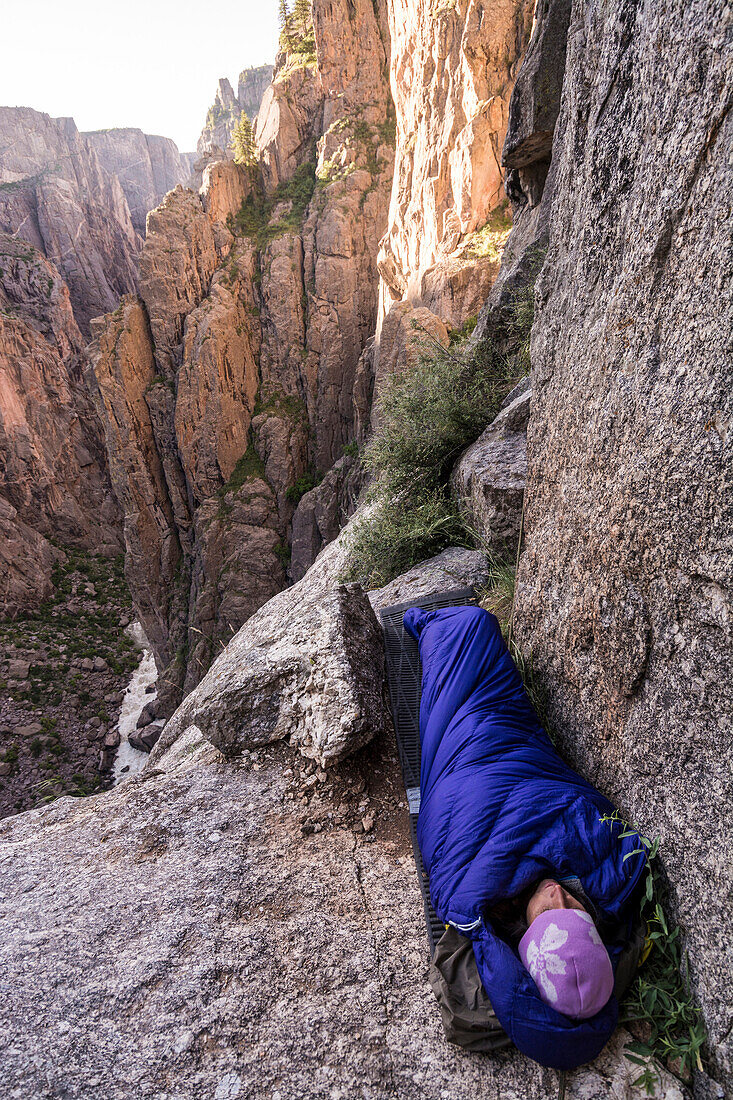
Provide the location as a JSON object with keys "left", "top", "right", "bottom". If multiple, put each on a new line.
{"left": 278, "top": 0, "right": 294, "bottom": 51}
{"left": 293, "top": 0, "right": 311, "bottom": 37}
{"left": 231, "top": 111, "right": 256, "bottom": 169}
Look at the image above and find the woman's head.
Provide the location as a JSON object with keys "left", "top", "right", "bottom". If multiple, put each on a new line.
{"left": 519, "top": 879, "right": 614, "bottom": 1019}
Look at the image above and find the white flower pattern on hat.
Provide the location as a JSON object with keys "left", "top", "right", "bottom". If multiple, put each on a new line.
{"left": 525, "top": 922, "right": 568, "bottom": 1003}
{"left": 576, "top": 910, "right": 603, "bottom": 945}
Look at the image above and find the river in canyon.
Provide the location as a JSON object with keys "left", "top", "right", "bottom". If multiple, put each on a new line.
{"left": 113, "top": 622, "right": 158, "bottom": 783}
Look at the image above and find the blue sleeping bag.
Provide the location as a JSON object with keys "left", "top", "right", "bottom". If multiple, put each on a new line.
{"left": 404, "top": 604, "right": 647, "bottom": 1070}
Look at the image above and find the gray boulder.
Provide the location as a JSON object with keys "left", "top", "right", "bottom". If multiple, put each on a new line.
{"left": 451, "top": 388, "right": 530, "bottom": 556}
{"left": 156, "top": 579, "right": 390, "bottom": 770}
{"left": 502, "top": 0, "right": 572, "bottom": 172}
{"left": 368, "top": 546, "right": 493, "bottom": 614}
{"left": 129, "top": 720, "right": 166, "bottom": 754}
{"left": 289, "top": 455, "right": 363, "bottom": 583}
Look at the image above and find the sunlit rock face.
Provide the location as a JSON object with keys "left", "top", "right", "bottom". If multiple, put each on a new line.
{"left": 375, "top": 0, "right": 534, "bottom": 345}
{"left": 91, "top": 0, "right": 396, "bottom": 706}
{"left": 512, "top": 1, "right": 733, "bottom": 1086}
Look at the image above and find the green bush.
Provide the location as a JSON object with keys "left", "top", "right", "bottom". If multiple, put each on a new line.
{"left": 343, "top": 490, "right": 468, "bottom": 590}
{"left": 274, "top": 540, "right": 291, "bottom": 567}
{"left": 286, "top": 468, "right": 322, "bottom": 505}
{"left": 341, "top": 325, "right": 521, "bottom": 589}
{"left": 253, "top": 387, "right": 308, "bottom": 423}
{"left": 220, "top": 446, "right": 267, "bottom": 495}
{"left": 367, "top": 328, "right": 516, "bottom": 495}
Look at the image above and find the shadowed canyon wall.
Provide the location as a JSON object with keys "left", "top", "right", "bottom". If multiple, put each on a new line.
{"left": 0, "top": 107, "right": 191, "bottom": 615}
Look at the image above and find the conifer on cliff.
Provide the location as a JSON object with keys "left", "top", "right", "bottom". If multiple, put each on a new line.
{"left": 231, "top": 111, "right": 256, "bottom": 168}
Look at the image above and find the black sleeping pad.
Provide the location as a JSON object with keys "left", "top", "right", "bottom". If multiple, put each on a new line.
{"left": 379, "top": 587, "right": 477, "bottom": 955}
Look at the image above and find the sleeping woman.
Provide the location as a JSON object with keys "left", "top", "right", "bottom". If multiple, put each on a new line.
{"left": 404, "top": 603, "right": 647, "bottom": 1070}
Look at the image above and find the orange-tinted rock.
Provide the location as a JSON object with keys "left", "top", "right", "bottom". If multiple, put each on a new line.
{"left": 376, "top": 0, "right": 533, "bottom": 342}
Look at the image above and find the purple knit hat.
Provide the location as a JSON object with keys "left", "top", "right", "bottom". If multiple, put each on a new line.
{"left": 518, "top": 909, "right": 614, "bottom": 1020}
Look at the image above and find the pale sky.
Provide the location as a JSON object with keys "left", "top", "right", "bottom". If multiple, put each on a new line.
{"left": 0, "top": 0, "right": 279, "bottom": 152}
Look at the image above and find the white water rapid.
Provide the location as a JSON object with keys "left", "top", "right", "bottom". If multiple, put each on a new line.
{"left": 113, "top": 622, "right": 158, "bottom": 783}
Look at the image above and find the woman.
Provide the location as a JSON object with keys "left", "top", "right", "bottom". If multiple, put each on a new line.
{"left": 404, "top": 603, "right": 646, "bottom": 1070}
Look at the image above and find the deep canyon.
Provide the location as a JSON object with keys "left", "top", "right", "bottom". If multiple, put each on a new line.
{"left": 0, "top": 1, "right": 730, "bottom": 1098}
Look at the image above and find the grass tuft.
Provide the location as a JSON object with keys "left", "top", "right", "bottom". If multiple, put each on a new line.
{"left": 593, "top": 816, "right": 708, "bottom": 1090}
{"left": 220, "top": 446, "right": 267, "bottom": 497}
{"left": 343, "top": 490, "right": 470, "bottom": 590}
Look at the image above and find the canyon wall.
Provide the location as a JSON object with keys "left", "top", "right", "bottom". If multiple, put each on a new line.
{"left": 0, "top": 108, "right": 193, "bottom": 615}
{"left": 0, "top": 107, "right": 140, "bottom": 336}
{"left": 192, "top": 66, "right": 275, "bottom": 185}
{"left": 89, "top": 0, "right": 537, "bottom": 713}
{"left": 512, "top": 0, "right": 732, "bottom": 1087}
{"left": 197, "top": 66, "right": 274, "bottom": 158}
{"left": 0, "top": 230, "right": 122, "bottom": 615}
{"left": 290, "top": 0, "right": 536, "bottom": 567}
{"left": 90, "top": 0, "right": 396, "bottom": 708}
{"left": 84, "top": 128, "right": 190, "bottom": 235}
{"left": 375, "top": 0, "right": 534, "bottom": 344}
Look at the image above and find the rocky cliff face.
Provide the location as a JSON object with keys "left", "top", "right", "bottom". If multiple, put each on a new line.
{"left": 511, "top": 0, "right": 732, "bottom": 1087}
{"left": 0, "top": 106, "right": 140, "bottom": 336}
{"left": 0, "top": 232, "right": 122, "bottom": 614}
{"left": 192, "top": 65, "right": 275, "bottom": 184}
{"left": 84, "top": 128, "right": 189, "bottom": 235}
{"left": 91, "top": 0, "right": 396, "bottom": 710}
{"left": 375, "top": 0, "right": 534, "bottom": 341}
{"left": 0, "top": 107, "right": 199, "bottom": 617}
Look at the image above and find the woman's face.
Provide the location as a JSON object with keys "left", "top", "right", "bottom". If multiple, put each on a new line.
{"left": 526, "top": 878, "right": 587, "bottom": 926}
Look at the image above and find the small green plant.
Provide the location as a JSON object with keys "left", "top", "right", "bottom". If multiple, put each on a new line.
{"left": 253, "top": 387, "right": 308, "bottom": 423}
{"left": 34, "top": 775, "right": 63, "bottom": 804}
{"left": 448, "top": 314, "right": 477, "bottom": 347}
{"left": 220, "top": 446, "right": 267, "bottom": 499}
{"left": 342, "top": 441, "right": 359, "bottom": 458}
{"left": 598, "top": 816, "right": 707, "bottom": 1090}
{"left": 462, "top": 200, "right": 512, "bottom": 264}
{"left": 232, "top": 162, "right": 317, "bottom": 248}
{"left": 377, "top": 115, "right": 397, "bottom": 146}
{"left": 273, "top": 540, "right": 291, "bottom": 568}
